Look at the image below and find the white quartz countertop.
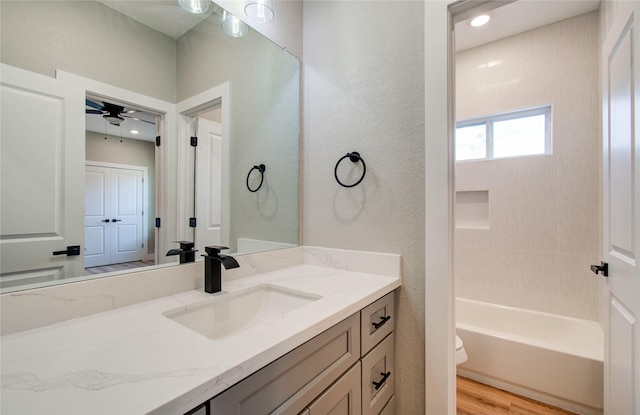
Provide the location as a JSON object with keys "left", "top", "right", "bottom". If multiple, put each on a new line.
{"left": 1, "top": 264, "right": 400, "bottom": 414}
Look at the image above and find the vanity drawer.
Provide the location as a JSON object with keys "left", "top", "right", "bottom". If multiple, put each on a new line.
{"left": 361, "top": 333, "right": 394, "bottom": 415}
{"left": 210, "top": 313, "right": 360, "bottom": 415}
{"left": 360, "top": 293, "right": 394, "bottom": 356}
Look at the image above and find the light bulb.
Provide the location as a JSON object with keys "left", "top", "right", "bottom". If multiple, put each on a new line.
{"left": 470, "top": 14, "right": 491, "bottom": 27}
{"left": 221, "top": 11, "right": 250, "bottom": 37}
{"left": 244, "top": 0, "right": 274, "bottom": 23}
{"left": 177, "top": 0, "right": 210, "bottom": 14}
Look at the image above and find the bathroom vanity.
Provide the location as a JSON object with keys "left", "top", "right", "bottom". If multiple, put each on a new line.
{"left": 0, "top": 247, "right": 401, "bottom": 415}
{"left": 191, "top": 292, "right": 395, "bottom": 415}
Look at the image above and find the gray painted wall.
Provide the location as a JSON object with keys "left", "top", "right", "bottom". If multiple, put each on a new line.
{"left": 302, "top": 2, "right": 426, "bottom": 413}
{"left": 0, "top": 1, "right": 177, "bottom": 102}
{"left": 177, "top": 17, "right": 300, "bottom": 251}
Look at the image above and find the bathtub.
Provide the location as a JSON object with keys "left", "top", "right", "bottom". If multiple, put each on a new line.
{"left": 456, "top": 297, "right": 604, "bottom": 415}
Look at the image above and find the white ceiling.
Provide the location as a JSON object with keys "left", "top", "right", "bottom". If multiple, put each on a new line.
{"left": 455, "top": 0, "right": 601, "bottom": 52}
{"left": 97, "top": 0, "right": 213, "bottom": 39}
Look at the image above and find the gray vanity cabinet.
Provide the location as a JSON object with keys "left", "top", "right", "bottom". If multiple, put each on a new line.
{"left": 192, "top": 292, "right": 396, "bottom": 415}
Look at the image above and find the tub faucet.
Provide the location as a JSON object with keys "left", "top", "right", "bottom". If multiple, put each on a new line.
{"left": 166, "top": 241, "right": 197, "bottom": 263}
{"left": 203, "top": 246, "right": 239, "bottom": 294}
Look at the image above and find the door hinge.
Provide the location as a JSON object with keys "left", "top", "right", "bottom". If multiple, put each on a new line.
{"left": 155, "top": 135, "right": 161, "bottom": 147}
{"left": 155, "top": 218, "right": 161, "bottom": 228}
{"left": 189, "top": 217, "right": 197, "bottom": 228}
{"left": 190, "top": 136, "right": 198, "bottom": 147}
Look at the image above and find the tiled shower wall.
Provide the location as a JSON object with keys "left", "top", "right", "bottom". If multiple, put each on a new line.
{"left": 454, "top": 11, "right": 600, "bottom": 321}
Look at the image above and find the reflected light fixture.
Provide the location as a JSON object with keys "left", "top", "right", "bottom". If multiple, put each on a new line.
{"left": 130, "top": 129, "right": 140, "bottom": 135}
{"left": 244, "top": 0, "right": 274, "bottom": 23}
{"left": 221, "top": 11, "right": 250, "bottom": 37}
{"left": 470, "top": 13, "right": 491, "bottom": 27}
{"left": 177, "top": 0, "right": 210, "bottom": 14}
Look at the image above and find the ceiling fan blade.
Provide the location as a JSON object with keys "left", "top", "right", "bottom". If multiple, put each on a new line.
{"left": 85, "top": 99, "right": 104, "bottom": 110}
{"left": 86, "top": 109, "right": 103, "bottom": 114}
{"left": 122, "top": 114, "right": 156, "bottom": 125}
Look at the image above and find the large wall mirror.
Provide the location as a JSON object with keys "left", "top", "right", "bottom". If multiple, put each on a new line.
{"left": 0, "top": 0, "right": 299, "bottom": 292}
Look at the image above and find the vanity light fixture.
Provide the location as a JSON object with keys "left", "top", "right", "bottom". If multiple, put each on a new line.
{"left": 221, "top": 10, "right": 250, "bottom": 37}
{"left": 177, "top": 0, "right": 210, "bottom": 14}
{"left": 244, "top": 0, "right": 274, "bottom": 23}
{"left": 469, "top": 13, "right": 491, "bottom": 27}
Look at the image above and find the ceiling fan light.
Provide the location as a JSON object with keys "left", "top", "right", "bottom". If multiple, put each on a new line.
{"left": 177, "top": 0, "right": 210, "bottom": 14}
{"left": 104, "top": 114, "right": 124, "bottom": 126}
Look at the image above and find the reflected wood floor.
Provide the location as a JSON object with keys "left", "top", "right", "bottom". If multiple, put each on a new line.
{"left": 457, "top": 376, "right": 578, "bottom": 415}
{"left": 85, "top": 260, "right": 155, "bottom": 275}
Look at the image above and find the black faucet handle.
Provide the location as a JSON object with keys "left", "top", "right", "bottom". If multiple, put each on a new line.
{"left": 205, "top": 246, "right": 230, "bottom": 256}
{"left": 172, "top": 241, "right": 195, "bottom": 250}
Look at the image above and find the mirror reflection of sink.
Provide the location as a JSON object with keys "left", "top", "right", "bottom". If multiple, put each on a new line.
{"left": 163, "top": 285, "right": 321, "bottom": 340}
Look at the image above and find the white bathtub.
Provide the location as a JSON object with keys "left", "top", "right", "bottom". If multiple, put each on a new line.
{"left": 456, "top": 297, "right": 604, "bottom": 415}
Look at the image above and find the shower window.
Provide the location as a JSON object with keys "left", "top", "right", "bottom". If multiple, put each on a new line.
{"left": 455, "top": 105, "right": 552, "bottom": 161}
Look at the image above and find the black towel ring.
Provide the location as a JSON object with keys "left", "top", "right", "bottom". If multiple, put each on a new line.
{"left": 246, "top": 164, "right": 266, "bottom": 192}
{"left": 334, "top": 152, "right": 366, "bottom": 188}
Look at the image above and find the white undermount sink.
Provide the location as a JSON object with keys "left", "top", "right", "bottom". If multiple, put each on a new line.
{"left": 163, "top": 284, "right": 321, "bottom": 340}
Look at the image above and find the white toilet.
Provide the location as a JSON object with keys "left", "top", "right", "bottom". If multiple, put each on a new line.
{"left": 455, "top": 335, "right": 468, "bottom": 365}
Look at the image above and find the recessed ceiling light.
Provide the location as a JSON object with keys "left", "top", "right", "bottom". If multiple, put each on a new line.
{"left": 130, "top": 129, "right": 139, "bottom": 135}
{"left": 470, "top": 14, "right": 491, "bottom": 27}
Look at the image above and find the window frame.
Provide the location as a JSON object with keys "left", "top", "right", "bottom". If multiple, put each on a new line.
{"left": 455, "top": 105, "right": 553, "bottom": 162}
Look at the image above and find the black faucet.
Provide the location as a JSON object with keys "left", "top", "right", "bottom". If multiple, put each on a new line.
{"left": 166, "top": 241, "right": 197, "bottom": 263}
{"left": 203, "top": 246, "right": 239, "bottom": 293}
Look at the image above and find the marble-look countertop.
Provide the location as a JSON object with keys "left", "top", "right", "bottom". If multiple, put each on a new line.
{"left": 1, "top": 264, "right": 400, "bottom": 414}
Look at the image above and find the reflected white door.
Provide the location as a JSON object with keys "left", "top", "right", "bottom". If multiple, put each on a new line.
{"left": 85, "top": 164, "right": 143, "bottom": 267}
{"left": 0, "top": 64, "right": 85, "bottom": 288}
{"left": 601, "top": 2, "right": 640, "bottom": 413}
{"left": 195, "top": 118, "right": 223, "bottom": 253}
{"left": 85, "top": 166, "right": 111, "bottom": 268}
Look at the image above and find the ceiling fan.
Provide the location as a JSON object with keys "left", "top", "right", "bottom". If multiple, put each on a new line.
{"left": 85, "top": 99, "right": 155, "bottom": 126}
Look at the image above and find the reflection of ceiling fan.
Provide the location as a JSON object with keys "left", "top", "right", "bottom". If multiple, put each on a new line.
{"left": 85, "top": 99, "right": 155, "bottom": 126}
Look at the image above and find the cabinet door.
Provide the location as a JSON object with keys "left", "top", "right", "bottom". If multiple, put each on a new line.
{"left": 308, "top": 362, "right": 362, "bottom": 415}
{"left": 361, "top": 333, "right": 394, "bottom": 415}
{"left": 210, "top": 313, "right": 360, "bottom": 415}
{"left": 379, "top": 396, "right": 394, "bottom": 415}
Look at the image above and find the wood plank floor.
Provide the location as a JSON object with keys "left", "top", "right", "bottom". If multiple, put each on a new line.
{"left": 457, "top": 376, "right": 578, "bottom": 415}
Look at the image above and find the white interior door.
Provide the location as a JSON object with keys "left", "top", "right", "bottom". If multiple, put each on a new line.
{"left": 110, "top": 168, "right": 144, "bottom": 264}
{"left": 601, "top": 2, "right": 640, "bottom": 413}
{"left": 84, "top": 164, "right": 144, "bottom": 267}
{"left": 0, "top": 64, "right": 85, "bottom": 288}
{"left": 85, "top": 166, "right": 111, "bottom": 268}
{"left": 195, "top": 117, "right": 224, "bottom": 253}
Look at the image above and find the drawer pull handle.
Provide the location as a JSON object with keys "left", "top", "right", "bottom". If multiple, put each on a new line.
{"left": 373, "top": 371, "right": 391, "bottom": 390}
{"left": 372, "top": 315, "right": 391, "bottom": 330}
